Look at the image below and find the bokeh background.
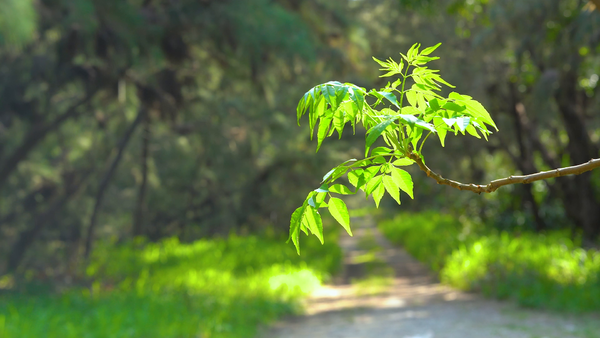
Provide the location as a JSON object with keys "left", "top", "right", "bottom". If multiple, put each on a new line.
{"left": 0, "top": 0, "right": 599, "bottom": 337}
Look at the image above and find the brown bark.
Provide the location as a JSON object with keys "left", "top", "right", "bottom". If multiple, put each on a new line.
{"left": 406, "top": 151, "right": 600, "bottom": 194}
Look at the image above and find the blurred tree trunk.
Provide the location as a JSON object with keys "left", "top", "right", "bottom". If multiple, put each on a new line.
{"left": 84, "top": 108, "right": 145, "bottom": 259}
{"left": 505, "top": 84, "right": 547, "bottom": 232}
{"left": 554, "top": 69, "right": 600, "bottom": 239}
{"left": 133, "top": 111, "right": 150, "bottom": 237}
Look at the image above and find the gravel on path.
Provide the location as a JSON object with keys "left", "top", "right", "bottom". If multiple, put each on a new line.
{"left": 262, "top": 215, "right": 599, "bottom": 338}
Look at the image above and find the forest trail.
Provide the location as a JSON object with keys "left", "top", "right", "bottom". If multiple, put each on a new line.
{"left": 262, "top": 214, "right": 599, "bottom": 338}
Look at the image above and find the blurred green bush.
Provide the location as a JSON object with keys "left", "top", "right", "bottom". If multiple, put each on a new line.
{"left": 0, "top": 232, "right": 341, "bottom": 338}
{"left": 379, "top": 211, "right": 600, "bottom": 312}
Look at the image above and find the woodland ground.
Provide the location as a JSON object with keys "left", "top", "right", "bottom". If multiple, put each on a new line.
{"left": 263, "top": 214, "right": 600, "bottom": 338}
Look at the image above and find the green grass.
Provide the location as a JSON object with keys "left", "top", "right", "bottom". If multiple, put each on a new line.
{"left": 379, "top": 211, "right": 600, "bottom": 312}
{"left": 0, "top": 232, "right": 342, "bottom": 338}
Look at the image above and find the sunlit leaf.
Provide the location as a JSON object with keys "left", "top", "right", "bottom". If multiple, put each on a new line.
{"left": 406, "top": 90, "right": 417, "bottom": 107}
{"left": 365, "top": 174, "right": 383, "bottom": 197}
{"left": 466, "top": 124, "right": 481, "bottom": 139}
{"left": 329, "top": 184, "right": 354, "bottom": 195}
{"left": 333, "top": 109, "right": 345, "bottom": 138}
{"left": 434, "top": 117, "right": 448, "bottom": 147}
{"left": 398, "top": 114, "right": 436, "bottom": 133}
{"left": 392, "top": 158, "right": 414, "bottom": 166}
{"left": 378, "top": 91, "right": 400, "bottom": 108}
{"left": 302, "top": 206, "right": 324, "bottom": 244}
{"left": 309, "top": 96, "right": 325, "bottom": 140}
{"left": 383, "top": 175, "right": 401, "bottom": 205}
{"left": 316, "top": 116, "right": 332, "bottom": 152}
{"left": 328, "top": 197, "right": 352, "bottom": 236}
{"left": 391, "top": 167, "right": 414, "bottom": 199}
{"left": 365, "top": 118, "right": 397, "bottom": 155}
{"left": 371, "top": 146, "right": 393, "bottom": 156}
{"left": 288, "top": 206, "right": 305, "bottom": 254}
{"left": 372, "top": 182, "right": 385, "bottom": 208}
{"left": 442, "top": 101, "right": 466, "bottom": 112}
{"left": 420, "top": 42, "right": 442, "bottom": 56}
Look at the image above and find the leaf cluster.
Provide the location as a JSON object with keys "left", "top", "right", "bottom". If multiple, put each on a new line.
{"left": 290, "top": 43, "right": 498, "bottom": 253}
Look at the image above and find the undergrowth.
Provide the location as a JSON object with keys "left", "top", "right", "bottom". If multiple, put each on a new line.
{"left": 379, "top": 211, "right": 600, "bottom": 312}
{"left": 0, "top": 232, "right": 341, "bottom": 338}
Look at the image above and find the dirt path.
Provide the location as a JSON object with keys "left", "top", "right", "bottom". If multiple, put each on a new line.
{"left": 263, "top": 215, "right": 599, "bottom": 338}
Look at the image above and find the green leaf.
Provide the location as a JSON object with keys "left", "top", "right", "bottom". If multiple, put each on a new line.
{"left": 329, "top": 184, "right": 354, "bottom": 195}
{"left": 415, "top": 55, "right": 440, "bottom": 65}
{"left": 420, "top": 42, "right": 442, "bottom": 56}
{"left": 407, "top": 42, "right": 420, "bottom": 60}
{"left": 297, "top": 87, "right": 317, "bottom": 125}
{"left": 378, "top": 91, "right": 400, "bottom": 108}
{"left": 450, "top": 92, "right": 497, "bottom": 131}
{"left": 349, "top": 167, "right": 379, "bottom": 192}
{"left": 333, "top": 109, "right": 345, "bottom": 138}
{"left": 372, "top": 56, "right": 389, "bottom": 68}
{"left": 401, "top": 106, "right": 421, "bottom": 115}
{"left": 288, "top": 206, "right": 305, "bottom": 254}
{"left": 383, "top": 175, "right": 401, "bottom": 205}
{"left": 316, "top": 116, "right": 332, "bottom": 152}
{"left": 365, "top": 175, "right": 383, "bottom": 197}
{"left": 315, "top": 191, "right": 328, "bottom": 207}
{"left": 365, "top": 118, "right": 396, "bottom": 155}
{"left": 410, "top": 126, "right": 423, "bottom": 149}
{"left": 372, "top": 182, "right": 385, "bottom": 208}
{"left": 348, "top": 87, "right": 365, "bottom": 116}
{"left": 302, "top": 206, "right": 324, "bottom": 244}
{"left": 314, "top": 184, "right": 329, "bottom": 193}
{"left": 321, "top": 85, "right": 338, "bottom": 111}
{"left": 391, "top": 167, "right": 414, "bottom": 199}
{"left": 328, "top": 197, "right": 352, "bottom": 236}
{"left": 309, "top": 96, "right": 325, "bottom": 140}
{"left": 428, "top": 98, "right": 441, "bottom": 111}
{"left": 466, "top": 124, "right": 481, "bottom": 139}
{"left": 405, "top": 90, "right": 417, "bottom": 107}
{"left": 392, "top": 158, "right": 414, "bottom": 166}
{"left": 372, "top": 156, "right": 387, "bottom": 164}
{"left": 348, "top": 169, "right": 364, "bottom": 189}
{"left": 398, "top": 114, "right": 436, "bottom": 133}
{"left": 442, "top": 101, "right": 466, "bottom": 112}
{"left": 434, "top": 117, "right": 448, "bottom": 147}
{"left": 321, "top": 159, "right": 358, "bottom": 183}
{"left": 335, "top": 85, "right": 349, "bottom": 108}
{"left": 371, "top": 146, "right": 393, "bottom": 156}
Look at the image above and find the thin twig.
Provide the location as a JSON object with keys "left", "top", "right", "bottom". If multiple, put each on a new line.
{"left": 405, "top": 152, "right": 600, "bottom": 193}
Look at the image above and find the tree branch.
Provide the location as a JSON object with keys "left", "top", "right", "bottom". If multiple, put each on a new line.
{"left": 406, "top": 152, "right": 600, "bottom": 194}
{"left": 0, "top": 88, "right": 98, "bottom": 191}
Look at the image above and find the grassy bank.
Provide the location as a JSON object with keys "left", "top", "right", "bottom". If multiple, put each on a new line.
{"left": 379, "top": 212, "right": 600, "bottom": 312}
{"left": 0, "top": 232, "right": 341, "bottom": 338}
